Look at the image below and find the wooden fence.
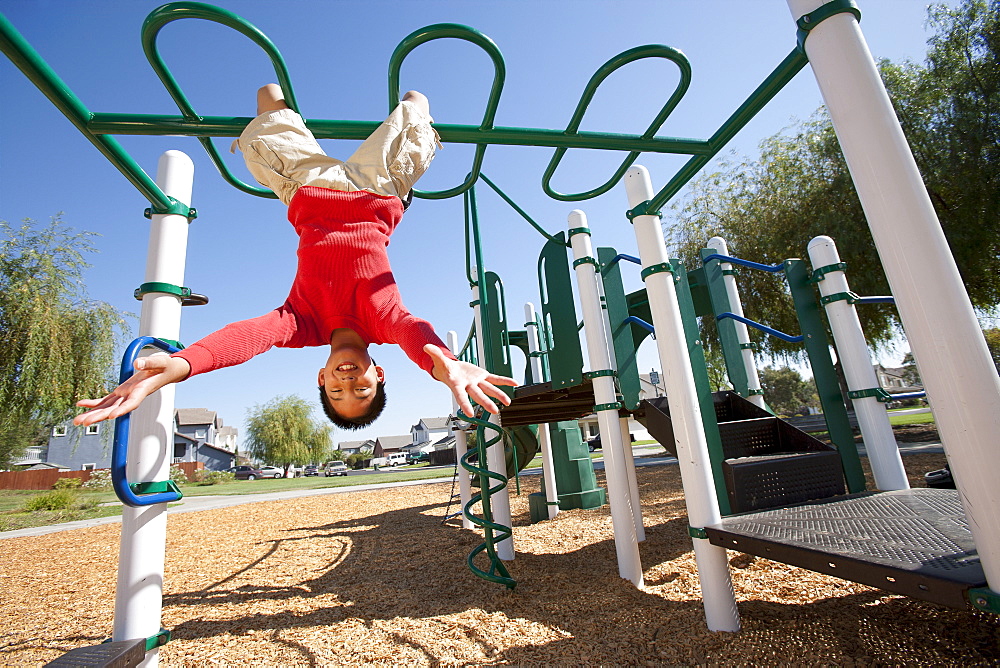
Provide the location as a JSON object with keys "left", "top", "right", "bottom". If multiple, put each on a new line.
{"left": 0, "top": 461, "right": 203, "bottom": 491}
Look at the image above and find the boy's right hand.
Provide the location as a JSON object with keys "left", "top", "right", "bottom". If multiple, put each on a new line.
{"left": 73, "top": 354, "right": 191, "bottom": 426}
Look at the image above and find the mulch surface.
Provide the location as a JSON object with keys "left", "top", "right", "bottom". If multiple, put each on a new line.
{"left": 2, "top": 451, "right": 998, "bottom": 666}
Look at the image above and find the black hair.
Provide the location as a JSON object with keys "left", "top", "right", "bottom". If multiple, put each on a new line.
{"left": 319, "top": 380, "right": 387, "bottom": 430}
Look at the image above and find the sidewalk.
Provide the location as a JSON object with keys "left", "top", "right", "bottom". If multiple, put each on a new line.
{"left": 1, "top": 440, "right": 944, "bottom": 541}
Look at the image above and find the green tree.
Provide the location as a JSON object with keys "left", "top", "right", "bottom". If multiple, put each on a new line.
{"left": 244, "top": 395, "right": 331, "bottom": 474}
{"left": 900, "top": 351, "right": 923, "bottom": 386}
{"left": 669, "top": 0, "right": 1000, "bottom": 359}
{"left": 0, "top": 216, "right": 129, "bottom": 467}
{"left": 759, "top": 366, "right": 819, "bottom": 416}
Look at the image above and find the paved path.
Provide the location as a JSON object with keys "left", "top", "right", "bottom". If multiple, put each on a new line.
{"left": 1, "top": 441, "right": 943, "bottom": 541}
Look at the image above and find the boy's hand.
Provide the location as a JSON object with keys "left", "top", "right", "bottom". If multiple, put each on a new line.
{"left": 73, "top": 354, "right": 191, "bottom": 426}
{"left": 424, "top": 345, "right": 516, "bottom": 417}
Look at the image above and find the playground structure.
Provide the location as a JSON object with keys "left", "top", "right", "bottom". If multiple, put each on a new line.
{"left": 4, "top": 0, "right": 1000, "bottom": 664}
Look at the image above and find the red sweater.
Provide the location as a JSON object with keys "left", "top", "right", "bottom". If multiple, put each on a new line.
{"left": 173, "top": 186, "right": 454, "bottom": 377}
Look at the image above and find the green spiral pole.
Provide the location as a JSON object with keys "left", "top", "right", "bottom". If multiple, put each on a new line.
{"left": 458, "top": 411, "right": 515, "bottom": 589}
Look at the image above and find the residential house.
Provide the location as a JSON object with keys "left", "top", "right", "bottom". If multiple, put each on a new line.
{"left": 173, "top": 408, "right": 238, "bottom": 471}
{"left": 374, "top": 434, "right": 413, "bottom": 458}
{"left": 40, "top": 408, "right": 237, "bottom": 472}
{"left": 336, "top": 439, "right": 374, "bottom": 456}
{"left": 405, "top": 416, "right": 452, "bottom": 459}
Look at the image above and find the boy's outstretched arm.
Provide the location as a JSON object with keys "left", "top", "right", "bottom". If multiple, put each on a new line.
{"left": 73, "top": 355, "right": 192, "bottom": 426}
{"left": 423, "top": 344, "right": 516, "bottom": 417}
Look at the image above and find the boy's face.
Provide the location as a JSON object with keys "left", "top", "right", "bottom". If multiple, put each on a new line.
{"left": 318, "top": 348, "right": 385, "bottom": 420}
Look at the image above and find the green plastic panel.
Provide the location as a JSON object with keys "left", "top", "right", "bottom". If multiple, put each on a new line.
{"left": 598, "top": 247, "right": 642, "bottom": 411}
{"left": 784, "top": 259, "right": 865, "bottom": 493}
{"left": 673, "top": 260, "right": 731, "bottom": 515}
{"left": 701, "top": 248, "right": 751, "bottom": 398}
{"left": 538, "top": 234, "right": 583, "bottom": 389}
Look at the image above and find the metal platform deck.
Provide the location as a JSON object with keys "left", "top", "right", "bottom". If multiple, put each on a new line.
{"left": 704, "top": 488, "right": 985, "bottom": 609}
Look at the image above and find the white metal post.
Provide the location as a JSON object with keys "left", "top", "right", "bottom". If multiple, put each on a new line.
{"left": 707, "top": 237, "right": 765, "bottom": 409}
{"left": 625, "top": 166, "right": 739, "bottom": 631}
{"left": 470, "top": 277, "right": 514, "bottom": 560}
{"left": 788, "top": 0, "right": 1000, "bottom": 591}
{"left": 524, "top": 303, "right": 559, "bottom": 520}
{"left": 114, "top": 151, "right": 194, "bottom": 665}
{"left": 447, "top": 331, "right": 475, "bottom": 530}
{"left": 618, "top": 416, "right": 645, "bottom": 541}
{"left": 807, "top": 236, "right": 908, "bottom": 491}
{"left": 568, "top": 211, "right": 643, "bottom": 586}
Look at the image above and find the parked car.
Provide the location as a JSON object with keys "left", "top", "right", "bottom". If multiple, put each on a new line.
{"left": 303, "top": 465, "right": 319, "bottom": 477}
{"left": 324, "top": 460, "right": 348, "bottom": 476}
{"left": 229, "top": 465, "right": 264, "bottom": 481}
{"left": 385, "top": 452, "right": 408, "bottom": 467}
{"left": 258, "top": 465, "right": 284, "bottom": 479}
{"left": 408, "top": 451, "right": 430, "bottom": 463}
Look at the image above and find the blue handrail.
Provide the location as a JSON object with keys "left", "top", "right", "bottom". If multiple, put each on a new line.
{"left": 702, "top": 253, "right": 785, "bottom": 273}
{"left": 111, "top": 336, "right": 184, "bottom": 507}
{"left": 605, "top": 253, "right": 642, "bottom": 267}
{"left": 624, "top": 315, "right": 655, "bottom": 334}
{"left": 887, "top": 391, "right": 926, "bottom": 401}
{"left": 717, "top": 312, "right": 804, "bottom": 343}
{"left": 856, "top": 295, "right": 895, "bottom": 305}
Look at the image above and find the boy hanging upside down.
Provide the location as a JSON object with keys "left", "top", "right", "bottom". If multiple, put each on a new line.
{"left": 75, "top": 84, "right": 515, "bottom": 429}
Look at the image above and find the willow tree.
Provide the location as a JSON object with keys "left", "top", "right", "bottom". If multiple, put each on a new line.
{"left": 668, "top": 0, "right": 1000, "bottom": 362}
{"left": 244, "top": 395, "right": 332, "bottom": 474}
{"left": 0, "top": 216, "right": 129, "bottom": 466}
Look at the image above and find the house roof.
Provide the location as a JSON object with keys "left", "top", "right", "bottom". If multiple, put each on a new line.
{"left": 376, "top": 434, "right": 413, "bottom": 450}
{"left": 175, "top": 408, "right": 218, "bottom": 427}
{"left": 338, "top": 439, "right": 374, "bottom": 450}
{"left": 216, "top": 425, "right": 238, "bottom": 438}
{"left": 26, "top": 462, "right": 70, "bottom": 470}
{"left": 174, "top": 431, "right": 199, "bottom": 444}
{"left": 419, "top": 416, "right": 451, "bottom": 430}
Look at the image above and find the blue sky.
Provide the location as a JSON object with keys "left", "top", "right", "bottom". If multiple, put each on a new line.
{"left": 1, "top": 1, "right": 954, "bottom": 447}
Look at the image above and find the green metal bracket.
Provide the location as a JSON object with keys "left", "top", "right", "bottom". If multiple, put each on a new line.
{"left": 573, "top": 256, "right": 600, "bottom": 270}
{"left": 809, "top": 261, "right": 848, "bottom": 283}
{"left": 143, "top": 198, "right": 197, "bottom": 219}
{"left": 102, "top": 628, "right": 171, "bottom": 653}
{"left": 130, "top": 480, "right": 183, "bottom": 499}
{"left": 134, "top": 282, "right": 208, "bottom": 307}
{"left": 625, "top": 200, "right": 663, "bottom": 221}
{"left": 584, "top": 369, "right": 616, "bottom": 380}
{"left": 593, "top": 402, "right": 623, "bottom": 412}
{"left": 567, "top": 226, "right": 591, "bottom": 238}
{"left": 640, "top": 262, "right": 674, "bottom": 280}
{"left": 688, "top": 526, "right": 708, "bottom": 540}
{"left": 968, "top": 587, "right": 1000, "bottom": 615}
{"left": 796, "top": 0, "right": 862, "bottom": 53}
{"left": 739, "top": 342, "right": 756, "bottom": 350}
{"left": 820, "top": 291, "right": 860, "bottom": 305}
{"left": 847, "top": 387, "right": 892, "bottom": 402}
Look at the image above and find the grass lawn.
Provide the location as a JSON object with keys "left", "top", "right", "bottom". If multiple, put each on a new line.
{"left": 886, "top": 410, "right": 935, "bottom": 426}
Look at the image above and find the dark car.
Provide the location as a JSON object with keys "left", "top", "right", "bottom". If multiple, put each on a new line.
{"left": 229, "top": 465, "right": 264, "bottom": 481}
{"left": 587, "top": 436, "right": 602, "bottom": 451}
{"left": 303, "top": 465, "right": 319, "bottom": 477}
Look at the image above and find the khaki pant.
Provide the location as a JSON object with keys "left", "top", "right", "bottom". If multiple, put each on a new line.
{"left": 236, "top": 101, "right": 440, "bottom": 205}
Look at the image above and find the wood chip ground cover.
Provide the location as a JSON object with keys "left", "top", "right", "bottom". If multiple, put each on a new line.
{"left": 2, "top": 452, "right": 998, "bottom": 665}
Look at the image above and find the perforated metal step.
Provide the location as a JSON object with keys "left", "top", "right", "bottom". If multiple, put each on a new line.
{"left": 705, "top": 488, "right": 985, "bottom": 609}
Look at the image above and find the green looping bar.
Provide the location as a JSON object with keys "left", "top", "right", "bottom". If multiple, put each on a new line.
{"left": 584, "top": 369, "right": 617, "bottom": 379}
{"left": 847, "top": 387, "right": 893, "bottom": 402}
{"left": 820, "top": 290, "right": 861, "bottom": 305}
{"left": 688, "top": 526, "right": 708, "bottom": 540}
{"left": 640, "top": 262, "right": 674, "bottom": 280}
{"left": 809, "top": 261, "right": 848, "bottom": 283}
{"left": 739, "top": 342, "right": 756, "bottom": 350}
{"left": 572, "top": 256, "right": 600, "bottom": 270}
{"left": 567, "top": 226, "right": 591, "bottom": 237}
{"left": 796, "top": 0, "right": 861, "bottom": 52}
{"left": 593, "top": 401, "right": 622, "bottom": 412}
{"left": 625, "top": 200, "right": 663, "bottom": 221}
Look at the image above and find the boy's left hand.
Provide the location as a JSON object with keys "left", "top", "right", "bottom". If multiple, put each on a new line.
{"left": 424, "top": 344, "right": 516, "bottom": 417}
